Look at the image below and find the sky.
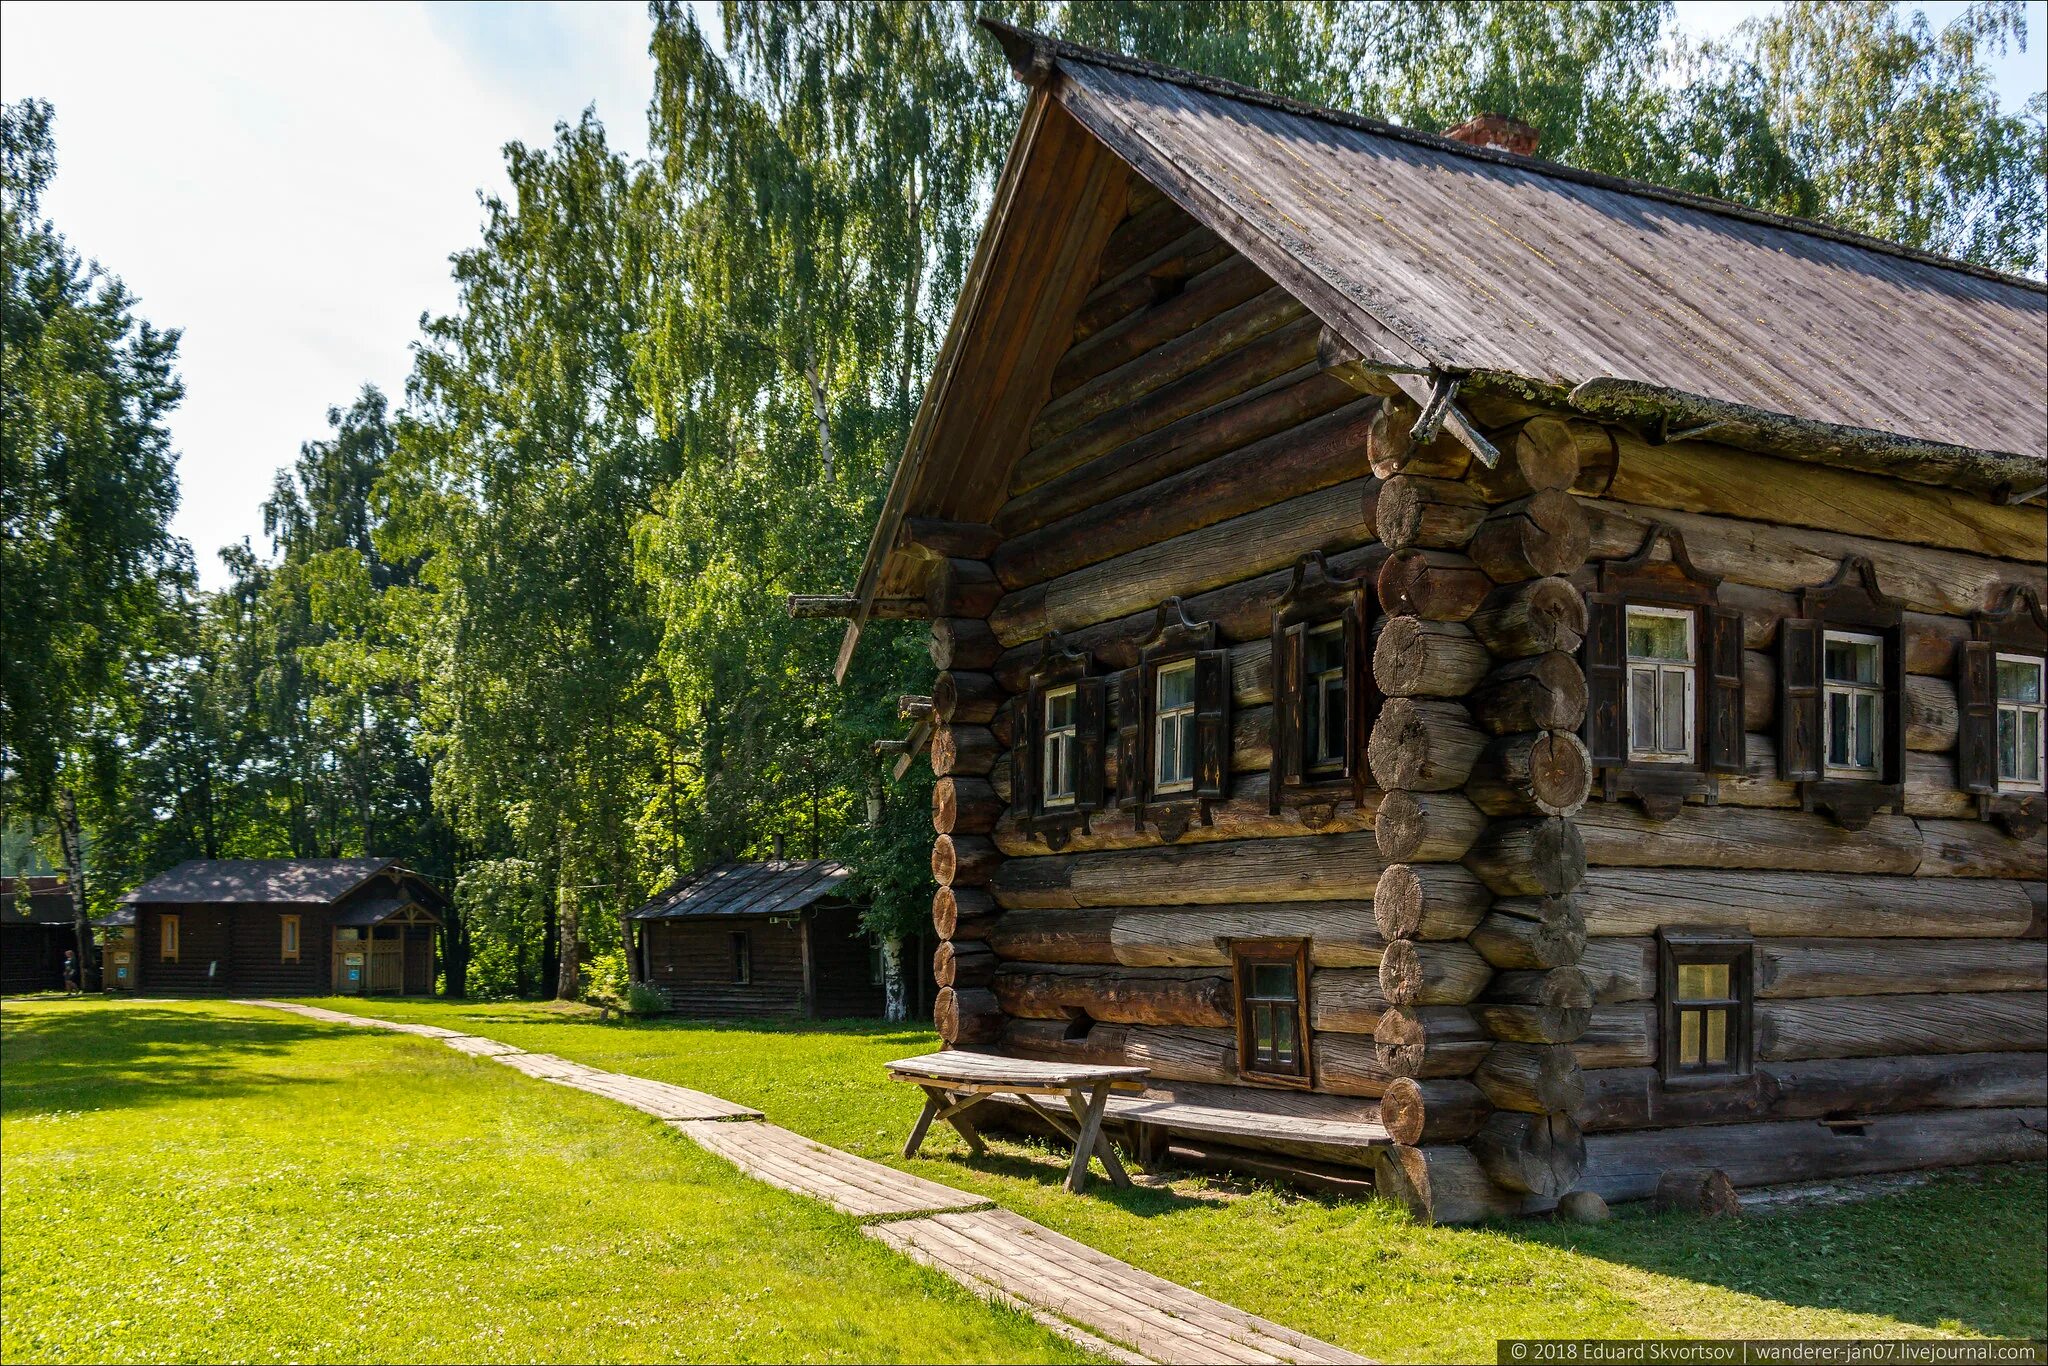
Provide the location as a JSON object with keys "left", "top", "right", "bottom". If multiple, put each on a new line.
{"left": 4, "top": 0, "right": 2044, "bottom": 590}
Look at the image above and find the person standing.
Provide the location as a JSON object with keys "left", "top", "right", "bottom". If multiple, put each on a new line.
{"left": 61, "top": 949, "right": 80, "bottom": 995}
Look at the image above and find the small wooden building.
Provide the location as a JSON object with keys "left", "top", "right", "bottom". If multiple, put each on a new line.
{"left": 2, "top": 877, "right": 80, "bottom": 993}
{"left": 630, "top": 860, "right": 924, "bottom": 1019}
{"left": 811, "top": 24, "right": 2048, "bottom": 1221}
{"left": 118, "top": 859, "right": 446, "bottom": 997}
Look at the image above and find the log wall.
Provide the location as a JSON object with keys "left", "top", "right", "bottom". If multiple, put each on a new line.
{"left": 910, "top": 186, "right": 2048, "bottom": 1220}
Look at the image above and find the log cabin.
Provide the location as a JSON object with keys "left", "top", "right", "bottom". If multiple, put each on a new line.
{"left": 116, "top": 859, "right": 446, "bottom": 997}
{"left": 629, "top": 859, "right": 928, "bottom": 1019}
{"left": 1, "top": 876, "right": 81, "bottom": 993}
{"left": 803, "top": 22, "right": 2048, "bottom": 1222}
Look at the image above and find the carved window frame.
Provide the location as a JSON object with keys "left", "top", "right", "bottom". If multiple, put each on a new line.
{"left": 1962, "top": 584, "right": 2048, "bottom": 839}
{"left": 1115, "top": 600, "right": 1231, "bottom": 843}
{"left": 1268, "top": 552, "right": 1376, "bottom": 825}
{"left": 1778, "top": 557, "right": 1905, "bottom": 830}
{"left": 1016, "top": 632, "right": 1106, "bottom": 851}
{"left": 1230, "top": 937, "right": 1313, "bottom": 1088}
{"left": 1583, "top": 524, "right": 1745, "bottom": 821}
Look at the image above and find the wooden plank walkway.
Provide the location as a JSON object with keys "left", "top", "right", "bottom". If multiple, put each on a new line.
{"left": 868, "top": 1209, "right": 1368, "bottom": 1365}
{"left": 678, "top": 1120, "right": 992, "bottom": 1218}
{"left": 236, "top": 1000, "right": 1366, "bottom": 1365}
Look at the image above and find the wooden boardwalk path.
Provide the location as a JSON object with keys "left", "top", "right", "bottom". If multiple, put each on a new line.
{"left": 236, "top": 999, "right": 1366, "bottom": 1365}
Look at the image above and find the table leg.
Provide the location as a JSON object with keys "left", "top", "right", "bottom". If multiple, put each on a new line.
{"left": 938, "top": 1093, "right": 989, "bottom": 1156}
{"left": 1063, "top": 1082, "right": 1113, "bottom": 1194}
{"left": 903, "top": 1086, "right": 944, "bottom": 1158}
{"left": 1073, "top": 1081, "right": 1131, "bottom": 1188}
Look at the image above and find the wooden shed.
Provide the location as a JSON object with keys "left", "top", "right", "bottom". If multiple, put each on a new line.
{"left": 807, "top": 23, "right": 2048, "bottom": 1220}
{"left": 118, "top": 859, "right": 446, "bottom": 997}
{"left": 2, "top": 877, "right": 80, "bottom": 994}
{"left": 630, "top": 860, "right": 925, "bottom": 1019}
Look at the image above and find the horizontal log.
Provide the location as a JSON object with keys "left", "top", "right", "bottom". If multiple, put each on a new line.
{"left": 900, "top": 518, "right": 1000, "bottom": 561}
{"left": 931, "top": 725, "right": 1001, "bottom": 778}
{"left": 934, "top": 986, "right": 1001, "bottom": 1046}
{"left": 1468, "top": 577, "right": 1587, "bottom": 659}
{"left": 1111, "top": 904, "right": 1388, "bottom": 969}
{"left": 1583, "top": 498, "right": 2045, "bottom": 620}
{"left": 1374, "top": 790, "right": 1486, "bottom": 864}
{"left": 991, "top": 829, "right": 1386, "bottom": 910}
{"left": 1576, "top": 803, "right": 1923, "bottom": 875}
{"left": 899, "top": 694, "right": 934, "bottom": 721}
{"left": 1468, "top": 652, "right": 1588, "bottom": 738}
{"left": 988, "top": 908, "right": 1116, "bottom": 964}
{"left": 933, "top": 776, "right": 1003, "bottom": 836}
{"left": 1374, "top": 618, "right": 1490, "bottom": 697}
{"left": 998, "top": 1019, "right": 1243, "bottom": 1088}
{"left": 1372, "top": 1143, "right": 1538, "bottom": 1224}
{"left": 1379, "top": 1077, "right": 1490, "bottom": 1146}
{"left": 1469, "top": 898, "right": 1586, "bottom": 971}
{"left": 1475, "top": 1041, "right": 1585, "bottom": 1114}
{"left": 1468, "top": 489, "right": 1590, "bottom": 584}
{"left": 1578, "top": 938, "right": 1658, "bottom": 1003}
{"left": 1469, "top": 417, "right": 1583, "bottom": 502}
{"left": 1575, "top": 1106, "right": 2045, "bottom": 1206}
{"left": 1376, "top": 474, "right": 1487, "bottom": 551}
{"left": 1052, "top": 251, "right": 1275, "bottom": 396}
{"left": 1369, "top": 698, "right": 1487, "bottom": 791}
{"left": 932, "top": 886, "right": 999, "bottom": 942}
{"left": 930, "top": 618, "right": 1002, "bottom": 672}
{"left": 993, "top": 770, "right": 1381, "bottom": 858}
{"left": 1905, "top": 674, "right": 1958, "bottom": 751}
{"left": 1076, "top": 224, "right": 1225, "bottom": 340}
{"left": 1578, "top": 868, "right": 2037, "bottom": 937}
{"left": 1476, "top": 967, "right": 1593, "bottom": 1045}
{"left": 1376, "top": 549, "right": 1492, "bottom": 621}
{"left": 990, "top": 477, "right": 1376, "bottom": 644}
{"left": 1465, "top": 817, "right": 1586, "bottom": 897}
{"left": 1465, "top": 730, "right": 1593, "bottom": 817}
{"left": 1915, "top": 817, "right": 2047, "bottom": 880}
{"left": 1373, "top": 863, "right": 1492, "bottom": 941}
{"left": 931, "top": 834, "right": 1000, "bottom": 888}
{"left": 934, "top": 940, "right": 996, "bottom": 989}
{"left": 1471, "top": 1110, "right": 1585, "bottom": 1197}
{"left": 1758, "top": 938, "right": 2046, "bottom": 998}
{"left": 1095, "top": 194, "right": 1194, "bottom": 280}
{"left": 933, "top": 671, "right": 1002, "bottom": 725}
{"left": 1362, "top": 397, "right": 1470, "bottom": 480}
{"left": 925, "top": 558, "right": 1002, "bottom": 618}
{"left": 1757, "top": 992, "right": 2047, "bottom": 1062}
{"left": 1571, "top": 1003, "right": 1657, "bottom": 1068}
{"left": 1380, "top": 939, "right": 1493, "bottom": 1006}
{"left": 1714, "top": 735, "right": 1971, "bottom": 818}
{"left": 1374, "top": 1005, "right": 1490, "bottom": 1078}
{"left": 1315, "top": 1031, "right": 1397, "bottom": 1097}
{"left": 1307, "top": 968, "right": 1389, "bottom": 1033}
{"left": 993, "top": 397, "right": 1377, "bottom": 588}
{"left": 992, "top": 963, "right": 1233, "bottom": 1028}
{"left": 1579, "top": 1051, "right": 2048, "bottom": 1133}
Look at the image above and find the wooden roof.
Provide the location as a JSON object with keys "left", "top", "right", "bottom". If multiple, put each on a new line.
{"left": 835, "top": 24, "right": 2048, "bottom": 675}
{"left": 121, "top": 859, "right": 443, "bottom": 908}
{"left": 628, "top": 860, "right": 854, "bottom": 921}
{"left": 1, "top": 876, "right": 74, "bottom": 927}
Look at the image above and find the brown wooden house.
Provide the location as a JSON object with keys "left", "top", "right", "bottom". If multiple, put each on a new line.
{"left": 2, "top": 876, "right": 81, "bottom": 993}
{"left": 630, "top": 860, "right": 927, "bottom": 1019}
{"left": 116, "top": 859, "right": 446, "bottom": 997}
{"left": 807, "top": 23, "right": 2048, "bottom": 1221}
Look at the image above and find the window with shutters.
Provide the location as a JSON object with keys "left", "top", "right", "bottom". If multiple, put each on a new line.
{"left": 1042, "top": 684, "right": 1078, "bottom": 808}
{"left": 160, "top": 912, "right": 180, "bottom": 963}
{"left": 1268, "top": 552, "right": 1375, "bottom": 817}
{"left": 1778, "top": 558, "right": 1904, "bottom": 829}
{"left": 1996, "top": 654, "right": 2045, "bottom": 791}
{"left": 1584, "top": 523, "right": 1743, "bottom": 820}
{"left": 280, "top": 914, "right": 301, "bottom": 962}
{"left": 1231, "top": 938, "right": 1311, "bottom": 1085}
{"left": 1154, "top": 659, "right": 1197, "bottom": 794}
{"left": 1015, "top": 633, "right": 1104, "bottom": 846}
{"left": 1822, "top": 632, "right": 1884, "bottom": 778}
{"left": 1658, "top": 930, "right": 1752, "bottom": 1084}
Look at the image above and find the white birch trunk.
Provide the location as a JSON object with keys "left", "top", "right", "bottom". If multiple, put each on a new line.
{"left": 882, "top": 934, "right": 907, "bottom": 1022}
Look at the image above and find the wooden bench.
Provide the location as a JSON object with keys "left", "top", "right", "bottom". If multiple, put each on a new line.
{"left": 887, "top": 1052, "right": 1150, "bottom": 1194}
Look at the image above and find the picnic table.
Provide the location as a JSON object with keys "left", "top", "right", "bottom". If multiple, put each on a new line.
{"left": 886, "top": 1051, "right": 1150, "bottom": 1193}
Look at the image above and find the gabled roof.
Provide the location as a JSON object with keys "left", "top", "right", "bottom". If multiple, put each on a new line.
{"left": 628, "top": 860, "right": 854, "bottom": 921}
{"left": 121, "top": 859, "right": 422, "bottom": 907}
{"left": 2, "top": 876, "right": 75, "bottom": 927}
{"left": 835, "top": 24, "right": 2047, "bottom": 675}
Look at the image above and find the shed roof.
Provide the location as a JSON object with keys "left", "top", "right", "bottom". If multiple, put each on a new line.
{"left": 2, "top": 876, "right": 75, "bottom": 927}
{"left": 629, "top": 860, "right": 854, "bottom": 921}
{"left": 121, "top": 859, "right": 423, "bottom": 907}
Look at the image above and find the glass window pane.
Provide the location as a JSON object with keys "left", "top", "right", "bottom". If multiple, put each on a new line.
{"left": 1853, "top": 692, "right": 1878, "bottom": 769}
{"left": 1827, "top": 690, "right": 1850, "bottom": 766}
{"left": 2022, "top": 711, "right": 2042, "bottom": 782}
{"left": 1698, "top": 963, "right": 1729, "bottom": 998}
{"left": 1254, "top": 1005, "right": 1274, "bottom": 1061}
{"left": 1251, "top": 964, "right": 1293, "bottom": 999}
{"left": 1825, "top": 636, "right": 1880, "bottom": 684}
{"left": 1659, "top": 667, "right": 1687, "bottom": 753}
{"left": 1273, "top": 1008, "right": 1297, "bottom": 1065}
{"left": 1630, "top": 667, "right": 1656, "bottom": 750}
{"left": 1302, "top": 685, "right": 1323, "bottom": 767}
{"left": 1706, "top": 1009, "right": 1729, "bottom": 1064}
{"left": 2000, "top": 709, "right": 2019, "bottom": 778}
{"left": 1322, "top": 680, "right": 1347, "bottom": 764}
{"left": 1159, "top": 662, "right": 1195, "bottom": 710}
{"left": 1627, "top": 609, "right": 1689, "bottom": 661}
{"left": 1996, "top": 659, "right": 2042, "bottom": 704}
{"left": 1679, "top": 1010, "right": 1701, "bottom": 1065}
{"left": 1307, "top": 625, "right": 1344, "bottom": 673}
{"left": 1676, "top": 963, "right": 1706, "bottom": 999}
{"left": 1046, "top": 691, "right": 1072, "bottom": 729}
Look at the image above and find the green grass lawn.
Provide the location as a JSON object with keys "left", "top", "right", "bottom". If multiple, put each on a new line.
{"left": 0, "top": 996, "right": 1088, "bottom": 1365}
{"left": 301, "top": 996, "right": 2048, "bottom": 1363}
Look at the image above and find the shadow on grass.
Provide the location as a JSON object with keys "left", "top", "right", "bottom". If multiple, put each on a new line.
{"left": 1, "top": 1002, "right": 341, "bottom": 1119}
{"left": 1490, "top": 1165, "right": 2047, "bottom": 1340}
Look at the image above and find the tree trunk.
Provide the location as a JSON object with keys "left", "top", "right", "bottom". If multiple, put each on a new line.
{"left": 882, "top": 935, "right": 907, "bottom": 1022}
{"left": 556, "top": 884, "right": 580, "bottom": 1001}
{"left": 55, "top": 786, "right": 94, "bottom": 990}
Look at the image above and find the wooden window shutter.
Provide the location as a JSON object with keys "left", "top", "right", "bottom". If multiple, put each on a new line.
{"left": 1270, "top": 622, "right": 1306, "bottom": 812}
{"left": 1193, "top": 649, "right": 1231, "bottom": 801}
{"left": 1957, "top": 640, "right": 1999, "bottom": 794}
{"left": 1881, "top": 626, "right": 1906, "bottom": 786}
{"left": 1704, "top": 605, "right": 1746, "bottom": 774}
{"left": 1583, "top": 592, "right": 1626, "bottom": 768}
{"left": 1015, "top": 680, "right": 1042, "bottom": 817}
{"left": 1778, "top": 618, "right": 1823, "bottom": 781}
{"left": 1114, "top": 667, "right": 1147, "bottom": 811}
{"left": 1073, "top": 676, "right": 1107, "bottom": 813}
{"left": 1347, "top": 589, "right": 1378, "bottom": 806}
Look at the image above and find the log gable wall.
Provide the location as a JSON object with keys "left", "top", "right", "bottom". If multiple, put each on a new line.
{"left": 917, "top": 181, "right": 2048, "bottom": 1222}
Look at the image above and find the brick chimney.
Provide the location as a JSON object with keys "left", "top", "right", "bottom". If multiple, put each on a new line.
{"left": 1444, "top": 114, "right": 1540, "bottom": 157}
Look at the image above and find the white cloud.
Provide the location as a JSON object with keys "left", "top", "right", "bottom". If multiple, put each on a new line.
{"left": 1, "top": 0, "right": 654, "bottom": 587}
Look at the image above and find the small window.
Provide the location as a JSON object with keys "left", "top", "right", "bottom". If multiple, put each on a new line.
{"left": 1659, "top": 932, "right": 1751, "bottom": 1084}
{"left": 160, "top": 913, "right": 181, "bottom": 963}
{"left": 1822, "top": 631, "right": 1884, "bottom": 778}
{"left": 1303, "top": 623, "right": 1348, "bottom": 775}
{"left": 1154, "top": 659, "right": 1197, "bottom": 794}
{"left": 1996, "top": 653, "right": 2045, "bottom": 792}
{"left": 1231, "top": 939, "right": 1310, "bottom": 1084}
{"left": 1625, "top": 605, "right": 1695, "bottom": 763}
{"left": 1042, "top": 684, "right": 1078, "bottom": 809}
{"left": 730, "top": 931, "right": 752, "bottom": 985}
{"left": 280, "top": 914, "right": 301, "bottom": 962}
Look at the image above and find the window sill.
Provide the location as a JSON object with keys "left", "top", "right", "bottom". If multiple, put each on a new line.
{"left": 1235, "top": 1068, "right": 1314, "bottom": 1091}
